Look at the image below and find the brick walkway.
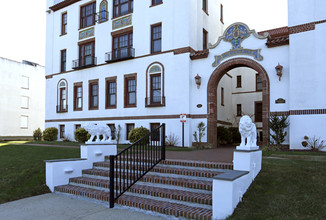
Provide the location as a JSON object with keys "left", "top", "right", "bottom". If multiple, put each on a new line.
{"left": 166, "top": 146, "right": 235, "bottom": 163}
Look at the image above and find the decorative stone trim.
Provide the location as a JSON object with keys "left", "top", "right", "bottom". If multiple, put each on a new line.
{"left": 289, "top": 19, "right": 326, "bottom": 35}
{"left": 271, "top": 108, "right": 326, "bottom": 116}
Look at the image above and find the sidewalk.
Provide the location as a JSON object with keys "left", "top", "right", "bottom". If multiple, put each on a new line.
{"left": 0, "top": 193, "right": 166, "bottom": 220}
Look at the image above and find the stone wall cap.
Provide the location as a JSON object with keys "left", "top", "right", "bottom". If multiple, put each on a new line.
{"left": 213, "top": 170, "right": 249, "bottom": 181}
{"left": 234, "top": 149, "right": 262, "bottom": 153}
{"left": 44, "top": 158, "right": 87, "bottom": 163}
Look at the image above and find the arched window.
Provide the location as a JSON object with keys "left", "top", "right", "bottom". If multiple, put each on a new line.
{"left": 99, "top": 0, "right": 108, "bottom": 22}
{"left": 146, "top": 63, "right": 165, "bottom": 107}
{"left": 57, "top": 79, "right": 68, "bottom": 113}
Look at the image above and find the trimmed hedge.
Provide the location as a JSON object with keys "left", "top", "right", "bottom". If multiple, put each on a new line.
{"left": 33, "top": 128, "right": 42, "bottom": 141}
{"left": 74, "top": 128, "right": 91, "bottom": 143}
{"left": 128, "top": 126, "right": 150, "bottom": 143}
{"left": 43, "top": 127, "right": 58, "bottom": 141}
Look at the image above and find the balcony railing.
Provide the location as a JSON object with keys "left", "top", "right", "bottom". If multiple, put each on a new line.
{"left": 105, "top": 47, "right": 135, "bottom": 63}
{"left": 145, "top": 96, "right": 165, "bottom": 107}
{"left": 96, "top": 10, "right": 109, "bottom": 23}
{"left": 72, "top": 56, "right": 97, "bottom": 70}
{"left": 56, "top": 105, "right": 68, "bottom": 113}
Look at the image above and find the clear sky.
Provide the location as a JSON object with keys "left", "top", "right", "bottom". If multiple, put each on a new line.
{"left": 0, "top": 0, "right": 288, "bottom": 66}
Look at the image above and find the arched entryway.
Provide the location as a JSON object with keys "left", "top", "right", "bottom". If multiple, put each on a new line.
{"left": 207, "top": 57, "right": 270, "bottom": 148}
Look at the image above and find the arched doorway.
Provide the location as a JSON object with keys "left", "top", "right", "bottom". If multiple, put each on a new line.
{"left": 207, "top": 57, "right": 270, "bottom": 148}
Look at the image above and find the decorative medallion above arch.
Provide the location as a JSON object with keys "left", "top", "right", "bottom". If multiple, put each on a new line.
{"left": 209, "top": 22, "right": 269, "bottom": 67}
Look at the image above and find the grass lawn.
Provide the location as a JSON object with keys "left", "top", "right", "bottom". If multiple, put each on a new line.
{"left": 0, "top": 144, "right": 79, "bottom": 204}
{"left": 229, "top": 151, "right": 326, "bottom": 219}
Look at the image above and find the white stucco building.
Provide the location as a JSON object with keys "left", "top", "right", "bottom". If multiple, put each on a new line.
{"left": 0, "top": 57, "right": 45, "bottom": 140}
{"left": 45, "top": 0, "right": 326, "bottom": 150}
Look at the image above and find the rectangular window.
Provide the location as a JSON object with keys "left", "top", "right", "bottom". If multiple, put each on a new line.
{"left": 256, "top": 74, "right": 262, "bottom": 91}
{"left": 124, "top": 75, "right": 136, "bottom": 107}
{"left": 60, "top": 125, "right": 65, "bottom": 138}
{"left": 113, "top": 32, "right": 133, "bottom": 60}
{"left": 106, "top": 78, "right": 117, "bottom": 108}
{"left": 126, "top": 123, "right": 135, "bottom": 140}
{"left": 21, "top": 96, "right": 29, "bottom": 109}
{"left": 202, "top": 0, "right": 207, "bottom": 13}
{"left": 74, "top": 83, "right": 83, "bottom": 111}
{"left": 255, "top": 102, "right": 263, "bottom": 122}
{"left": 89, "top": 80, "right": 99, "bottom": 110}
{"left": 150, "top": 123, "right": 160, "bottom": 141}
{"left": 60, "top": 49, "right": 66, "bottom": 72}
{"left": 152, "top": 0, "right": 162, "bottom": 6}
{"left": 236, "top": 75, "right": 241, "bottom": 88}
{"left": 60, "top": 87, "right": 67, "bottom": 110}
{"left": 113, "top": 0, "right": 133, "bottom": 18}
{"left": 75, "top": 124, "right": 81, "bottom": 130}
{"left": 21, "top": 76, "right": 29, "bottom": 89}
{"left": 237, "top": 104, "right": 242, "bottom": 116}
{"left": 203, "top": 29, "right": 208, "bottom": 50}
{"left": 20, "top": 116, "right": 28, "bottom": 129}
{"left": 220, "top": 4, "right": 224, "bottom": 24}
{"left": 221, "top": 87, "right": 224, "bottom": 106}
{"left": 150, "top": 74, "right": 161, "bottom": 104}
{"left": 80, "top": 2, "right": 96, "bottom": 29}
{"left": 108, "top": 124, "right": 116, "bottom": 140}
{"left": 61, "top": 12, "right": 67, "bottom": 35}
{"left": 79, "top": 41, "right": 95, "bottom": 66}
{"left": 151, "top": 23, "right": 162, "bottom": 53}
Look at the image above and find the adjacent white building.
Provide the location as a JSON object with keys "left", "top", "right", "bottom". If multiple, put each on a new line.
{"left": 45, "top": 0, "right": 326, "bottom": 150}
{"left": 0, "top": 57, "right": 45, "bottom": 140}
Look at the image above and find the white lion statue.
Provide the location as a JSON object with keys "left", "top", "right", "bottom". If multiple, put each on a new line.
{"left": 84, "top": 123, "right": 111, "bottom": 144}
{"left": 238, "top": 115, "right": 258, "bottom": 150}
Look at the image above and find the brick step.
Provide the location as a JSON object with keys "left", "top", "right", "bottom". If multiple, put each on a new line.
{"left": 94, "top": 162, "right": 222, "bottom": 178}
{"left": 54, "top": 185, "right": 110, "bottom": 202}
{"left": 69, "top": 177, "right": 212, "bottom": 205}
{"left": 140, "top": 175, "right": 212, "bottom": 191}
{"left": 117, "top": 194, "right": 212, "bottom": 219}
{"left": 103, "top": 157, "right": 233, "bottom": 170}
{"left": 161, "top": 159, "right": 233, "bottom": 170}
{"left": 82, "top": 168, "right": 212, "bottom": 190}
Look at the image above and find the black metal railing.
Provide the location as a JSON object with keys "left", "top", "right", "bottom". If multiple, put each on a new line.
{"left": 145, "top": 96, "right": 166, "bottom": 107}
{"left": 56, "top": 105, "right": 68, "bottom": 113}
{"left": 109, "top": 123, "right": 165, "bottom": 208}
{"left": 72, "top": 56, "right": 97, "bottom": 69}
{"left": 96, "top": 10, "right": 109, "bottom": 23}
{"left": 105, "top": 47, "right": 135, "bottom": 63}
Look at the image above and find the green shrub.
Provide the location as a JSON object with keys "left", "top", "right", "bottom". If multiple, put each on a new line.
{"left": 33, "top": 128, "right": 42, "bottom": 141}
{"left": 43, "top": 127, "right": 58, "bottom": 141}
{"left": 228, "top": 127, "right": 241, "bottom": 143}
{"left": 74, "top": 128, "right": 91, "bottom": 143}
{"left": 128, "top": 126, "right": 150, "bottom": 143}
{"left": 217, "top": 126, "right": 232, "bottom": 144}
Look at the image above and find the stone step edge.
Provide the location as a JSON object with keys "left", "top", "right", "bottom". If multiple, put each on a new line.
{"left": 81, "top": 171, "right": 213, "bottom": 190}
{"left": 102, "top": 157, "right": 233, "bottom": 168}
{"left": 83, "top": 167, "right": 218, "bottom": 181}
{"left": 94, "top": 162, "right": 226, "bottom": 175}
